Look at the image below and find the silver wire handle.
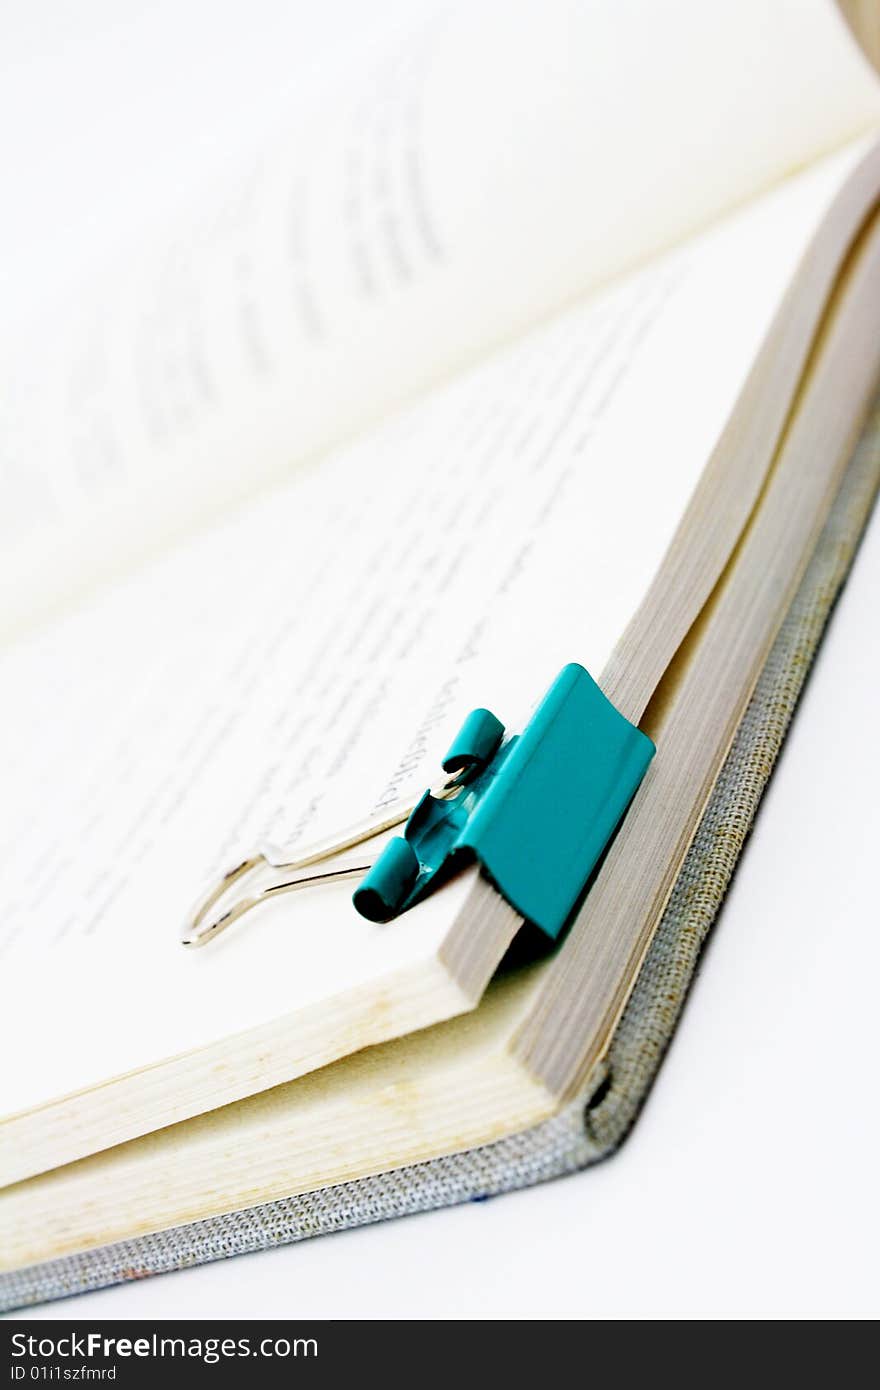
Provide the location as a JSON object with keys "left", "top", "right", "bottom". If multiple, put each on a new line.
{"left": 181, "top": 773, "right": 467, "bottom": 947}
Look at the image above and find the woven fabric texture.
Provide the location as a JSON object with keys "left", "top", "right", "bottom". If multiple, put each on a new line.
{"left": 2, "top": 402, "right": 878, "bottom": 1313}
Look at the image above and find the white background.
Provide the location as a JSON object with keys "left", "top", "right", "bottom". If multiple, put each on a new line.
{"left": 3, "top": 1, "right": 878, "bottom": 1319}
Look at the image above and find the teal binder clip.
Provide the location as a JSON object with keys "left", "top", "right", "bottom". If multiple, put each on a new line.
{"left": 353, "top": 663, "right": 655, "bottom": 938}
{"left": 181, "top": 663, "right": 654, "bottom": 948}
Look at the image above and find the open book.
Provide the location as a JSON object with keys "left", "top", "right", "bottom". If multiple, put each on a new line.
{"left": 2, "top": 0, "right": 880, "bottom": 1277}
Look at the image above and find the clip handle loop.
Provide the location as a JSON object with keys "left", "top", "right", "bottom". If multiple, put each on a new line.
{"left": 441, "top": 708, "right": 504, "bottom": 775}
{"left": 352, "top": 837, "right": 420, "bottom": 922}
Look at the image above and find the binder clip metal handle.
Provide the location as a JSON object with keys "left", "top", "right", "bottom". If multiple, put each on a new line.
{"left": 181, "top": 768, "right": 473, "bottom": 948}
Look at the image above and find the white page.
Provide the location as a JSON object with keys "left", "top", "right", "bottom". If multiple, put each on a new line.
{"left": 2, "top": 0, "right": 878, "bottom": 636}
{"left": 0, "top": 144, "right": 868, "bottom": 1119}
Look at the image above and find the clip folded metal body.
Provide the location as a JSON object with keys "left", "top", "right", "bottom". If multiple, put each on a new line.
{"left": 182, "top": 663, "right": 654, "bottom": 947}
{"left": 354, "top": 663, "right": 654, "bottom": 937}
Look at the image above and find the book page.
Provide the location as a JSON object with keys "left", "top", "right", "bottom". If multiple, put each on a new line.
{"left": 0, "top": 143, "right": 868, "bottom": 1124}
{"left": 3, "top": 0, "right": 878, "bottom": 637}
